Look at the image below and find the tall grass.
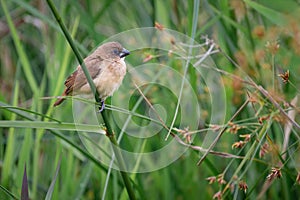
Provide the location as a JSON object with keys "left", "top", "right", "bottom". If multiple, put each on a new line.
{"left": 1, "top": 0, "right": 300, "bottom": 199}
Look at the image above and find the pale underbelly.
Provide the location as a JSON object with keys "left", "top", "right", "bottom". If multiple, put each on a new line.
{"left": 76, "top": 68, "right": 126, "bottom": 99}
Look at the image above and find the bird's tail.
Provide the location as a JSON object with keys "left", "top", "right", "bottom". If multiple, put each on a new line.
{"left": 53, "top": 91, "right": 67, "bottom": 106}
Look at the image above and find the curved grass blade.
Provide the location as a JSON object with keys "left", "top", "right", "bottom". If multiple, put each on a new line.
{"left": 45, "top": 157, "right": 61, "bottom": 200}
{"left": 0, "top": 121, "right": 105, "bottom": 134}
{"left": 1, "top": 106, "right": 61, "bottom": 123}
{"left": 243, "top": 0, "right": 287, "bottom": 26}
{"left": 1, "top": 0, "right": 38, "bottom": 94}
{"left": 0, "top": 185, "right": 19, "bottom": 200}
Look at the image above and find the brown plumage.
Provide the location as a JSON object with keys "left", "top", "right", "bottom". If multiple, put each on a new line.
{"left": 54, "top": 42, "right": 130, "bottom": 107}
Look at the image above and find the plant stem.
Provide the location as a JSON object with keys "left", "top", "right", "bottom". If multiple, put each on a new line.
{"left": 46, "top": 1, "right": 136, "bottom": 199}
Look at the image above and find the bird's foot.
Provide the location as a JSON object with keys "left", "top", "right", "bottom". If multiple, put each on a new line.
{"left": 98, "top": 100, "right": 105, "bottom": 112}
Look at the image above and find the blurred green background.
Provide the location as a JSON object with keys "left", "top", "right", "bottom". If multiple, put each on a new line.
{"left": 1, "top": 0, "right": 300, "bottom": 199}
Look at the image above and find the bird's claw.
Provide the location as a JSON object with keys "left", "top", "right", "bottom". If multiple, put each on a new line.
{"left": 98, "top": 100, "right": 105, "bottom": 112}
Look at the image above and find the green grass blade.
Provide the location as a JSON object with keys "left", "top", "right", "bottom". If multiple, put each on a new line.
{"left": 0, "top": 0, "right": 39, "bottom": 94}
{"left": 45, "top": 158, "right": 61, "bottom": 200}
{"left": 0, "top": 184, "right": 19, "bottom": 200}
{"left": 1, "top": 106, "right": 61, "bottom": 123}
{"left": 243, "top": 0, "right": 287, "bottom": 26}
{"left": 1, "top": 61, "right": 20, "bottom": 188}
{"left": 0, "top": 121, "right": 105, "bottom": 134}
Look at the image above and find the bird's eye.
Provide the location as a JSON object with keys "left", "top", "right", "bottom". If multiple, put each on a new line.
{"left": 113, "top": 49, "right": 119, "bottom": 55}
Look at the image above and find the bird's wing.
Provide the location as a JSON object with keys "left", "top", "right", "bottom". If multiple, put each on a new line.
{"left": 64, "top": 57, "right": 102, "bottom": 95}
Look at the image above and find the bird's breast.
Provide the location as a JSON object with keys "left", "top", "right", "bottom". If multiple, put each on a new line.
{"left": 94, "top": 59, "right": 127, "bottom": 99}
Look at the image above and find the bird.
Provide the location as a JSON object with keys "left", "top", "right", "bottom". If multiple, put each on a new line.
{"left": 53, "top": 41, "right": 130, "bottom": 112}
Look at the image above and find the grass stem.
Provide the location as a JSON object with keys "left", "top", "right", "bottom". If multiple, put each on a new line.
{"left": 46, "top": 1, "right": 136, "bottom": 199}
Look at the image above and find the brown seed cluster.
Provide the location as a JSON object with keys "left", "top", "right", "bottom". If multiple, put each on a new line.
{"left": 227, "top": 122, "right": 241, "bottom": 134}
{"left": 238, "top": 180, "right": 248, "bottom": 193}
{"left": 265, "top": 40, "right": 280, "bottom": 55}
{"left": 266, "top": 167, "right": 282, "bottom": 181}
{"left": 278, "top": 70, "right": 290, "bottom": 84}
{"left": 232, "top": 141, "right": 245, "bottom": 149}
{"left": 259, "top": 142, "right": 270, "bottom": 158}
{"left": 213, "top": 191, "right": 222, "bottom": 200}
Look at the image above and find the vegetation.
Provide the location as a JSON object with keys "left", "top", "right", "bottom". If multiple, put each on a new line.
{"left": 1, "top": 0, "right": 300, "bottom": 199}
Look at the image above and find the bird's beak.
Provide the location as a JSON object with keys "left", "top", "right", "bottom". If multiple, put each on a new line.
{"left": 119, "top": 48, "right": 130, "bottom": 58}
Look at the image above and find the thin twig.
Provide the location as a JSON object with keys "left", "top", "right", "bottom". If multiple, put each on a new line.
{"left": 165, "top": 0, "right": 200, "bottom": 141}
{"left": 197, "top": 99, "right": 250, "bottom": 165}
{"left": 255, "top": 85, "right": 300, "bottom": 130}
{"left": 134, "top": 82, "right": 244, "bottom": 161}
{"left": 133, "top": 83, "right": 171, "bottom": 132}
{"left": 219, "top": 46, "right": 300, "bottom": 130}
{"left": 282, "top": 95, "right": 298, "bottom": 159}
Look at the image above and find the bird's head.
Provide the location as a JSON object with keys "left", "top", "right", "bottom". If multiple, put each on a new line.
{"left": 97, "top": 42, "right": 130, "bottom": 60}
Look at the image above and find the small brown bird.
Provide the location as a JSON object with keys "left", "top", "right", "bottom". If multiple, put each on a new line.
{"left": 54, "top": 42, "right": 130, "bottom": 111}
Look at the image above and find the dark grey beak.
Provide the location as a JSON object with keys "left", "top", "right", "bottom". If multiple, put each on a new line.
{"left": 119, "top": 48, "right": 130, "bottom": 58}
